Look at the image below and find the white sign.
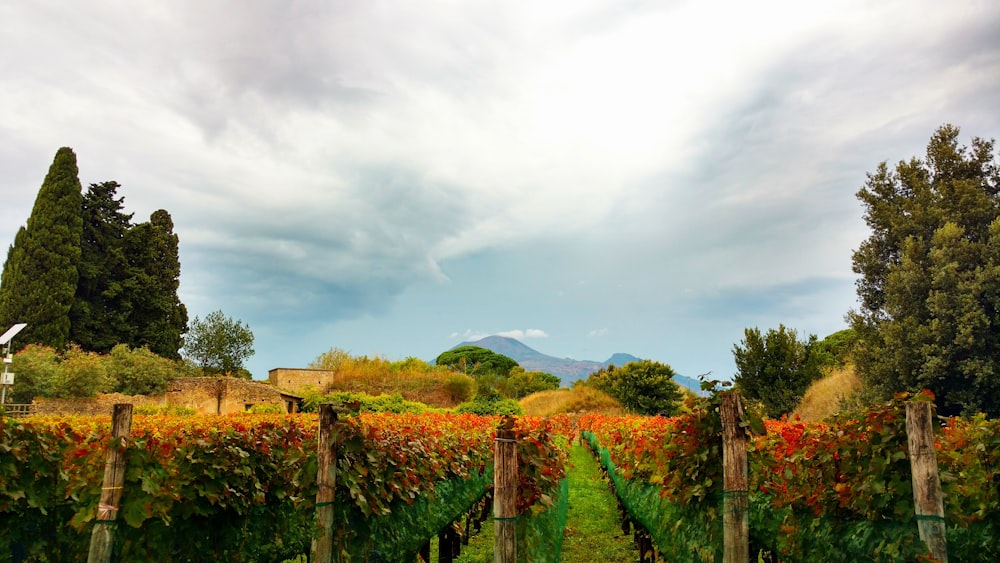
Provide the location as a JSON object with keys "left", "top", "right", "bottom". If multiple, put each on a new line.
{"left": 1, "top": 373, "right": 13, "bottom": 385}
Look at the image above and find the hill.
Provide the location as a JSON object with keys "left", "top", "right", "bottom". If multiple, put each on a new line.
{"left": 454, "top": 336, "right": 703, "bottom": 394}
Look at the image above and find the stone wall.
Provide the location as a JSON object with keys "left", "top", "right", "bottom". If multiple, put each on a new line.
{"left": 269, "top": 368, "right": 337, "bottom": 394}
{"left": 32, "top": 377, "right": 300, "bottom": 416}
{"left": 34, "top": 392, "right": 164, "bottom": 416}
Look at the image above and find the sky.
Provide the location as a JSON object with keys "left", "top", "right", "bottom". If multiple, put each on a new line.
{"left": 1, "top": 1, "right": 998, "bottom": 382}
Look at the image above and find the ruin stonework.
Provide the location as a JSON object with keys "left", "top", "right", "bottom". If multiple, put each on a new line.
{"left": 32, "top": 377, "right": 301, "bottom": 416}
{"left": 268, "top": 368, "right": 338, "bottom": 394}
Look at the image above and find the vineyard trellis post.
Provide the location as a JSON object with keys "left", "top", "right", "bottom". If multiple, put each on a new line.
{"left": 312, "top": 403, "right": 339, "bottom": 563}
{"left": 720, "top": 392, "right": 749, "bottom": 563}
{"left": 906, "top": 400, "right": 948, "bottom": 563}
{"left": 494, "top": 416, "right": 517, "bottom": 563}
{"left": 87, "top": 403, "right": 133, "bottom": 563}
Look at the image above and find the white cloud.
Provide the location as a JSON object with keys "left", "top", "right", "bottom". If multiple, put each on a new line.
{"left": 0, "top": 0, "right": 996, "bottom": 379}
{"left": 495, "top": 329, "right": 548, "bottom": 340}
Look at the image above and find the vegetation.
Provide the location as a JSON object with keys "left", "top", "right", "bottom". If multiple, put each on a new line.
{"left": 0, "top": 148, "right": 189, "bottom": 361}
{"left": 132, "top": 404, "right": 196, "bottom": 416}
{"left": 299, "top": 389, "right": 433, "bottom": 414}
{"left": 455, "top": 444, "right": 635, "bottom": 563}
{"left": 123, "top": 209, "right": 188, "bottom": 359}
{"left": 520, "top": 386, "right": 625, "bottom": 417}
{"left": 454, "top": 387, "right": 523, "bottom": 415}
{"left": 69, "top": 181, "right": 135, "bottom": 353}
{"left": 792, "top": 363, "right": 864, "bottom": 422}
{"left": 1, "top": 413, "right": 573, "bottom": 562}
{"left": 849, "top": 124, "right": 1000, "bottom": 417}
{"left": 0, "top": 147, "right": 83, "bottom": 349}
{"left": 732, "top": 325, "right": 823, "bottom": 419}
{"left": 7, "top": 343, "right": 193, "bottom": 402}
{"left": 581, "top": 390, "right": 1000, "bottom": 561}
{"left": 306, "top": 348, "right": 475, "bottom": 407}
{"left": 183, "top": 309, "right": 255, "bottom": 377}
{"left": 499, "top": 366, "right": 561, "bottom": 399}
{"left": 435, "top": 345, "right": 518, "bottom": 377}
{"left": 584, "top": 360, "right": 682, "bottom": 416}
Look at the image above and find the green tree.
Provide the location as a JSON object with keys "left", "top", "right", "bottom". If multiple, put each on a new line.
{"left": 184, "top": 310, "right": 255, "bottom": 377}
{"left": 810, "top": 328, "right": 858, "bottom": 368}
{"left": 124, "top": 210, "right": 188, "bottom": 359}
{"left": 70, "top": 181, "right": 134, "bottom": 353}
{"left": 849, "top": 125, "right": 1000, "bottom": 416}
{"left": 732, "top": 325, "right": 822, "bottom": 418}
{"left": 0, "top": 147, "right": 83, "bottom": 348}
{"left": 435, "top": 346, "right": 519, "bottom": 377}
{"left": 501, "top": 366, "right": 561, "bottom": 398}
{"left": 586, "top": 360, "right": 682, "bottom": 416}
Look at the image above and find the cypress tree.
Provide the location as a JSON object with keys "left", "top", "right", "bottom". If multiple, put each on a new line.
{"left": 69, "top": 181, "right": 135, "bottom": 352}
{"left": 0, "top": 147, "right": 83, "bottom": 349}
{"left": 124, "top": 209, "right": 188, "bottom": 359}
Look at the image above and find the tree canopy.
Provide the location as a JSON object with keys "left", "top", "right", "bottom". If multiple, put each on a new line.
{"left": 732, "top": 325, "right": 822, "bottom": 418}
{"left": 848, "top": 124, "right": 1000, "bottom": 416}
{"left": 0, "top": 148, "right": 189, "bottom": 362}
{"left": 434, "top": 346, "right": 518, "bottom": 377}
{"left": 586, "top": 360, "right": 682, "bottom": 416}
{"left": 124, "top": 210, "right": 188, "bottom": 359}
{"left": 0, "top": 147, "right": 83, "bottom": 348}
{"left": 184, "top": 310, "right": 255, "bottom": 377}
{"left": 70, "top": 181, "right": 134, "bottom": 353}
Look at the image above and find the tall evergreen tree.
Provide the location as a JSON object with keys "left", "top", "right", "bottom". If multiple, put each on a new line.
{"left": 849, "top": 125, "right": 1000, "bottom": 416}
{"left": 0, "top": 147, "right": 83, "bottom": 349}
{"left": 124, "top": 209, "right": 188, "bottom": 359}
{"left": 69, "top": 181, "right": 134, "bottom": 352}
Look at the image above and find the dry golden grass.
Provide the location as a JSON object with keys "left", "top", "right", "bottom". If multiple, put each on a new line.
{"left": 519, "top": 386, "right": 626, "bottom": 418}
{"left": 793, "top": 363, "right": 864, "bottom": 422}
{"left": 309, "top": 350, "right": 475, "bottom": 408}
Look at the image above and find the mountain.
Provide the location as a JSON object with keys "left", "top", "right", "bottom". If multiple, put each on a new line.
{"left": 454, "top": 336, "right": 703, "bottom": 394}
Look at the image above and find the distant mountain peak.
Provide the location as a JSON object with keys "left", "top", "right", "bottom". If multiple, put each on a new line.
{"left": 452, "top": 336, "right": 703, "bottom": 394}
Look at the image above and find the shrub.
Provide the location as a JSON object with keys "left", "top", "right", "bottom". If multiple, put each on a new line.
{"left": 134, "top": 404, "right": 197, "bottom": 416}
{"left": 454, "top": 388, "right": 523, "bottom": 415}
{"left": 247, "top": 403, "right": 284, "bottom": 414}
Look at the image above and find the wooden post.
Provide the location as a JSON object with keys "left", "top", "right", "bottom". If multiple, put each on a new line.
{"left": 438, "top": 526, "right": 460, "bottom": 562}
{"left": 311, "top": 404, "right": 339, "bottom": 563}
{"left": 87, "top": 403, "right": 133, "bottom": 563}
{"left": 720, "top": 392, "right": 749, "bottom": 563}
{"left": 494, "top": 416, "right": 517, "bottom": 563}
{"left": 906, "top": 401, "right": 948, "bottom": 563}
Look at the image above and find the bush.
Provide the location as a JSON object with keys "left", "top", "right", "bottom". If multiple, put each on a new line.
{"left": 454, "top": 389, "right": 524, "bottom": 415}
{"left": 298, "top": 390, "right": 430, "bottom": 414}
{"left": 443, "top": 373, "right": 475, "bottom": 403}
{"left": 247, "top": 403, "right": 283, "bottom": 414}
{"left": 501, "top": 367, "right": 561, "bottom": 399}
{"left": 134, "top": 404, "right": 197, "bottom": 416}
{"left": 108, "top": 344, "right": 189, "bottom": 395}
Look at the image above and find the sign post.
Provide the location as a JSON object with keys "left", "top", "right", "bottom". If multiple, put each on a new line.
{"left": 0, "top": 323, "right": 26, "bottom": 405}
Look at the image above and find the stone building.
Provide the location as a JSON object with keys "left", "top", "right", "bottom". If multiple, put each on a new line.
{"left": 268, "top": 368, "right": 338, "bottom": 395}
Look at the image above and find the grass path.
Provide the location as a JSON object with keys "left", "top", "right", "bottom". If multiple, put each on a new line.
{"left": 560, "top": 443, "right": 635, "bottom": 561}
{"left": 452, "top": 443, "right": 635, "bottom": 562}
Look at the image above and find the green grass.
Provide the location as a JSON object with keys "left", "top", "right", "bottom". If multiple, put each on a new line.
{"left": 561, "top": 443, "right": 635, "bottom": 561}
{"left": 448, "top": 443, "right": 636, "bottom": 562}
